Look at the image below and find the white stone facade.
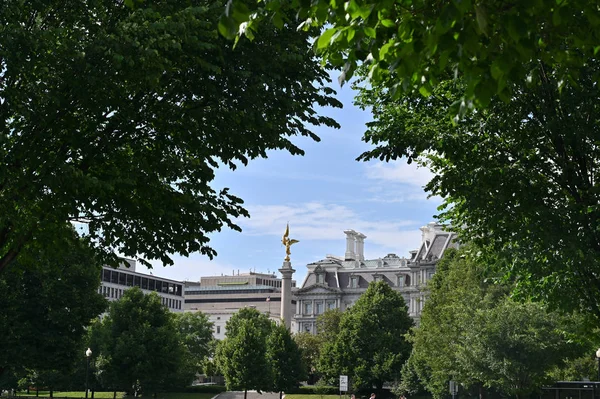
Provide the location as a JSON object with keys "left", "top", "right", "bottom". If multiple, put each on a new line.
{"left": 293, "top": 222, "right": 457, "bottom": 333}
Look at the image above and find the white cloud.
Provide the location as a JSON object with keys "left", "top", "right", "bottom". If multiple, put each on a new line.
{"left": 143, "top": 257, "right": 237, "bottom": 283}
{"left": 239, "top": 202, "right": 425, "bottom": 254}
{"left": 365, "top": 160, "right": 434, "bottom": 187}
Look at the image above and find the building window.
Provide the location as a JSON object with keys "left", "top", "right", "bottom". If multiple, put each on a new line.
{"left": 303, "top": 301, "right": 312, "bottom": 315}
{"left": 326, "top": 300, "right": 336, "bottom": 310}
{"left": 304, "top": 323, "right": 311, "bottom": 333}
{"left": 216, "top": 326, "right": 221, "bottom": 334}
{"left": 350, "top": 276, "right": 358, "bottom": 288}
{"left": 397, "top": 275, "right": 404, "bottom": 287}
{"left": 315, "top": 301, "right": 324, "bottom": 315}
{"left": 316, "top": 274, "right": 324, "bottom": 284}
{"left": 405, "top": 275, "right": 411, "bottom": 286}
{"left": 373, "top": 275, "right": 381, "bottom": 282}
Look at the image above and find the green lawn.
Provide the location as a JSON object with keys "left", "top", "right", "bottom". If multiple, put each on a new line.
{"left": 13, "top": 393, "right": 125, "bottom": 399}
{"left": 11, "top": 393, "right": 215, "bottom": 399}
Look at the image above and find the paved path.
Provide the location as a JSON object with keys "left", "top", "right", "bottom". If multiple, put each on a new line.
{"left": 216, "top": 391, "right": 283, "bottom": 399}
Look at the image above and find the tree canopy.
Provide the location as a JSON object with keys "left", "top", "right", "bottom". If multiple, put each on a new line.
{"left": 0, "top": 0, "right": 341, "bottom": 273}
{"left": 408, "top": 247, "right": 592, "bottom": 399}
{"left": 355, "top": 61, "right": 600, "bottom": 319}
{"left": 219, "top": 0, "right": 600, "bottom": 109}
{"left": 266, "top": 322, "right": 305, "bottom": 394}
{"left": 91, "top": 288, "right": 189, "bottom": 395}
{"left": 173, "top": 312, "right": 215, "bottom": 378}
{"left": 216, "top": 308, "right": 273, "bottom": 396}
{"left": 320, "top": 281, "right": 413, "bottom": 390}
{"left": 0, "top": 234, "right": 106, "bottom": 380}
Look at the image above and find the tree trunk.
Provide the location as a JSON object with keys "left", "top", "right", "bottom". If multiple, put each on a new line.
{"left": 280, "top": 391, "right": 283, "bottom": 399}
{"left": 50, "top": 390, "right": 53, "bottom": 398}
{"left": 91, "top": 390, "right": 95, "bottom": 399}
{"left": 244, "top": 389, "right": 247, "bottom": 399}
{"left": 113, "top": 391, "right": 116, "bottom": 399}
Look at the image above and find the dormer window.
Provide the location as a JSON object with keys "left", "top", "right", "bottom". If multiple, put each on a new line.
{"left": 314, "top": 266, "right": 325, "bottom": 285}
{"left": 350, "top": 276, "right": 358, "bottom": 288}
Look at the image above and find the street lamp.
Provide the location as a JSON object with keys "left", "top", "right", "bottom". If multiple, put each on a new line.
{"left": 596, "top": 348, "right": 600, "bottom": 382}
{"left": 85, "top": 348, "right": 92, "bottom": 399}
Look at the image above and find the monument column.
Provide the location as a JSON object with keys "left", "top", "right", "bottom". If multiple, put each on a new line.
{"left": 279, "top": 261, "right": 296, "bottom": 330}
{"left": 280, "top": 223, "right": 298, "bottom": 330}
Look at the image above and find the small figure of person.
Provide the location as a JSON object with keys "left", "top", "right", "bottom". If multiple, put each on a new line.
{"left": 400, "top": 394, "right": 407, "bottom": 399}
{"left": 370, "top": 393, "right": 376, "bottom": 399}
{"left": 351, "top": 394, "right": 356, "bottom": 399}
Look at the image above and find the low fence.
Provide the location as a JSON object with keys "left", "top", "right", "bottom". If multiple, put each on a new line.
{"left": 541, "top": 381, "right": 600, "bottom": 399}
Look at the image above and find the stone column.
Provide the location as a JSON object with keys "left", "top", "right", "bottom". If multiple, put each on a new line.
{"left": 279, "top": 261, "right": 295, "bottom": 330}
{"left": 355, "top": 233, "right": 366, "bottom": 261}
{"left": 344, "top": 230, "right": 356, "bottom": 260}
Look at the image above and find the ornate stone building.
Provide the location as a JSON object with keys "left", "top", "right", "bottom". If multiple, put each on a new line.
{"left": 292, "top": 222, "right": 457, "bottom": 333}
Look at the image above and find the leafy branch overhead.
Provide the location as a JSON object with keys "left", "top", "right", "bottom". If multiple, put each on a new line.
{"left": 220, "top": 0, "right": 600, "bottom": 110}
{"left": 0, "top": 0, "right": 341, "bottom": 272}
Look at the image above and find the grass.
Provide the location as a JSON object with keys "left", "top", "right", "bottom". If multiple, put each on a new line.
{"left": 11, "top": 392, "right": 215, "bottom": 399}
{"left": 13, "top": 393, "right": 125, "bottom": 399}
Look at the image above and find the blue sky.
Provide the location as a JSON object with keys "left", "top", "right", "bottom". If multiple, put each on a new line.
{"left": 139, "top": 79, "right": 442, "bottom": 285}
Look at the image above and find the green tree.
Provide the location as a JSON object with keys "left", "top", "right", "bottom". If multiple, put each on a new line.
{"left": 355, "top": 62, "right": 600, "bottom": 320}
{"left": 316, "top": 308, "right": 342, "bottom": 344}
{"left": 294, "top": 332, "right": 321, "bottom": 382}
{"left": 461, "top": 300, "right": 582, "bottom": 399}
{"left": 0, "top": 0, "right": 341, "bottom": 273}
{"left": 216, "top": 308, "right": 273, "bottom": 399}
{"left": 94, "top": 288, "right": 189, "bottom": 395}
{"left": 321, "top": 281, "right": 413, "bottom": 390}
{"left": 0, "top": 234, "right": 106, "bottom": 381}
{"left": 220, "top": 0, "right": 600, "bottom": 109}
{"left": 410, "top": 247, "right": 589, "bottom": 399}
{"left": 267, "top": 323, "right": 305, "bottom": 397}
{"left": 174, "top": 312, "right": 215, "bottom": 378}
{"left": 315, "top": 308, "right": 343, "bottom": 384}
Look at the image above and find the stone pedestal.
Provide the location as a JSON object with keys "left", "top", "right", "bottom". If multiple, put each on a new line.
{"left": 279, "top": 261, "right": 295, "bottom": 330}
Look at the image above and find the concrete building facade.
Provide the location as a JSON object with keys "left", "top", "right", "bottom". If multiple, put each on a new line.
{"left": 99, "top": 259, "right": 185, "bottom": 313}
{"left": 293, "top": 222, "right": 457, "bottom": 333}
{"left": 184, "top": 272, "right": 297, "bottom": 339}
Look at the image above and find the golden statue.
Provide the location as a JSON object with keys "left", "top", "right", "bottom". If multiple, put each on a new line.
{"left": 282, "top": 223, "right": 299, "bottom": 262}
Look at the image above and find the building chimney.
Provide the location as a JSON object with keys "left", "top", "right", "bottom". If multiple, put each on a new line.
{"left": 355, "top": 232, "right": 367, "bottom": 261}
{"left": 344, "top": 230, "right": 357, "bottom": 260}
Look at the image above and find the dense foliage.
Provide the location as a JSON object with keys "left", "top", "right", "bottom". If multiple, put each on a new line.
{"left": 91, "top": 288, "right": 191, "bottom": 395}
{"left": 0, "top": 234, "right": 106, "bottom": 382}
{"left": 0, "top": 0, "right": 341, "bottom": 273}
{"left": 216, "top": 308, "right": 304, "bottom": 397}
{"left": 216, "top": 308, "right": 274, "bottom": 395}
{"left": 355, "top": 61, "right": 600, "bottom": 319}
{"left": 267, "top": 322, "right": 305, "bottom": 394}
{"left": 220, "top": 0, "right": 600, "bottom": 110}
{"left": 408, "top": 247, "right": 593, "bottom": 399}
{"left": 319, "top": 281, "right": 413, "bottom": 390}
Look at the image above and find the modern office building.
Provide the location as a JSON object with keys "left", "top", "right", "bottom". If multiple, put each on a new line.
{"left": 293, "top": 222, "right": 457, "bottom": 333}
{"left": 98, "top": 258, "right": 185, "bottom": 313}
{"left": 184, "top": 272, "right": 297, "bottom": 339}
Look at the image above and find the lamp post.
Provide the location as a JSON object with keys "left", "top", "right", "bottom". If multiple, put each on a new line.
{"left": 85, "top": 348, "right": 92, "bottom": 399}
